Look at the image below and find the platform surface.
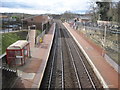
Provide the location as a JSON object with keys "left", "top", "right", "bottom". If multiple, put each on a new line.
{"left": 11, "top": 23, "right": 55, "bottom": 88}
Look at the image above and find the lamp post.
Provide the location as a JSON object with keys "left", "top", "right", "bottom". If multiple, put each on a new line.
{"left": 42, "top": 22, "right": 43, "bottom": 31}
{"left": 99, "top": 14, "right": 101, "bottom": 20}
{"left": 101, "top": 25, "right": 107, "bottom": 57}
{"left": 103, "top": 25, "right": 107, "bottom": 43}
{"left": 21, "top": 13, "right": 23, "bottom": 30}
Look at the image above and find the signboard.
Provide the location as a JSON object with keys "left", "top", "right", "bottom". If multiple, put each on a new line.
{"left": 16, "top": 56, "right": 23, "bottom": 58}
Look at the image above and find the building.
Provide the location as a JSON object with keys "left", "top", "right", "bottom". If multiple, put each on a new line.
{"left": 97, "top": 20, "right": 119, "bottom": 27}
{"left": 6, "top": 40, "right": 30, "bottom": 66}
{"left": 23, "top": 15, "right": 51, "bottom": 30}
{"left": 79, "top": 14, "right": 92, "bottom": 24}
{"left": 0, "top": 15, "right": 9, "bottom": 22}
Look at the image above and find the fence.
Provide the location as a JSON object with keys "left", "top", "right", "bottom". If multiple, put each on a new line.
{"left": 0, "top": 53, "right": 17, "bottom": 72}
{"left": 0, "top": 53, "right": 7, "bottom": 66}
{"left": 36, "top": 30, "right": 46, "bottom": 46}
{"left": 70, "top": 22, "right": 119, "bottom": 64}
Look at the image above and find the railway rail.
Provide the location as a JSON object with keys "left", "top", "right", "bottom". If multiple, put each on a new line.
{"left": 40, "top": 20, "right": 102, "bottom": 89}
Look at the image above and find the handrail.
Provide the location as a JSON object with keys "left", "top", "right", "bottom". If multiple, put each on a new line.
{"left": 0, "top": 53, "right": 6, "bottom": 59}
{"left": 36, "top": 30, "right": 46, "bottom": 45}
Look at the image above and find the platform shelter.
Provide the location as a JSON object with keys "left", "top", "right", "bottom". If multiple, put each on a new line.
{"left": 6, "top": 40, "right": 30, "bottom": 66}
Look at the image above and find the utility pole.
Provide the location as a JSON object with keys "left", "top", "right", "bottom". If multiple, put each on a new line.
{"left": 103, "top": 25, "right": 107, "bottom": 45}
{"left": 101, "top": 25, "right": 107, "bottom": 57}
{"left": 22, "top": 13, "right": 23, "bottom": 30}
{"left": 99, "top": 14, "right": 101, "bottom": 20}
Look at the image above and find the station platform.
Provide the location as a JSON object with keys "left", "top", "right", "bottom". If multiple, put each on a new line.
{"left": 11, "top": 23, "right": 56, "bottom": 88}
{"left": 63, "top": 22, "right": 120, "bottom": 89}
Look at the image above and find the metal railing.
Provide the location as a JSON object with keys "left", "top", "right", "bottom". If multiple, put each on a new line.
{"left": 36, "top": 30, "right": 46, "bottom": 46}
{"left": 75, "top": 23, "right": 119, "bottom": 64}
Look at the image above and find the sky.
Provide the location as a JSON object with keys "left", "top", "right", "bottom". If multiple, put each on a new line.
{"left": 0, "top": 0, "right": 92, "bottom": 14}
{"left": 0, "top": 0, "right": 119, "bottom": 14}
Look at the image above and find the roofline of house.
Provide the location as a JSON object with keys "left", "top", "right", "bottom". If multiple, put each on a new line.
{"left": 22, "top": 15, "right": 49, "bottom": 21}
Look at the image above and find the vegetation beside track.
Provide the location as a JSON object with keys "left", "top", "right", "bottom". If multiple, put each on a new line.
{"left": 2, "top": 31, "right": 28, "bottom": 54}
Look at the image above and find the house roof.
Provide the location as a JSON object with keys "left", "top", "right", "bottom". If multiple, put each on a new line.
{"left": 7, "top": 40, "right": 29, "bottom": 50}
{"left": 0, "top": 15, "right": 8, "bottom": 18}
{"left": 79, "top": 15, "right": 91, "bottom": 20}
{"left": 23, "top": 15, "right": 50, "bottom": 23}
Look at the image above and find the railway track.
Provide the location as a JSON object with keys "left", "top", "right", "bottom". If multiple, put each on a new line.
{"left": 40, "top": 22, "right": 64, "bottom": 89}
{"left": 40, "top": 20, "right": 102, "bottom": 89}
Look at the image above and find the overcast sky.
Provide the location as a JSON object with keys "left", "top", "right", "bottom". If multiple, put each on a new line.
{"left": 0, "top": 0, "right": 119, "bottom": 14}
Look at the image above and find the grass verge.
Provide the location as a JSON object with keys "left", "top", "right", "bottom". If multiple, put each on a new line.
{"left": 2, "top": 31, "right": 28, "bottom": 54}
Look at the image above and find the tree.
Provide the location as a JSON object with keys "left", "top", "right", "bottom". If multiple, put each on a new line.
{"left": 88, "top": 2, "right": 99, "bottom": 22}
{"left": 84, "top": 1, "right": 119, "bottom": 23}
{"left": 117, "top": 1, "right": 120, "bottom": 24}
{"left": 96, "top": 2, "right": 111, "bottom": 21}
{"left": 61, "top": 11, "right": 77, "bottom": 21}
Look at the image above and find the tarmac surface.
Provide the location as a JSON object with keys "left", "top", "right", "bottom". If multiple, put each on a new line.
{"left": 63, "top": 22, "right": 120, "bottom": 89}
